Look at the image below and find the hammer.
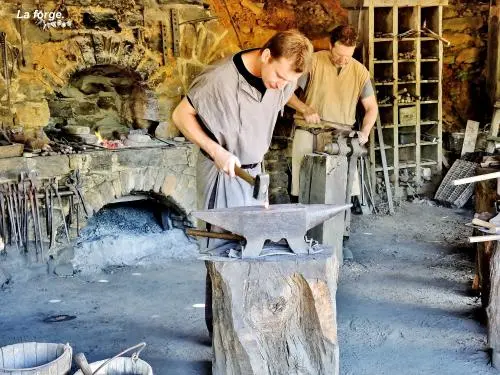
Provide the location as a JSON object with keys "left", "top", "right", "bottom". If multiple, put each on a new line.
{"left": 234, "top": 166, "right": 269, "bottom": 201}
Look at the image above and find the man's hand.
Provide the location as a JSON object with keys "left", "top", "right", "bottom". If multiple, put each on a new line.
{"left": 303, "top": 106, "right": 321, "bottom": 124}
{"left": 213, "top": 146, "right": 241, "bottom": 177}
{"left": 356, "top": 130, "right": 370, "bottom": 145}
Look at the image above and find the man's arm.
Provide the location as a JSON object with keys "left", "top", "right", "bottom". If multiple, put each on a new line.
{"left": 286, "top": 94, "right": 321, "bottom": 124}
{"left": 358, "top": 94, "right": 378, "bottom": 145}
{"left": 172, "top": 97, "right": 240, "bottom": 177}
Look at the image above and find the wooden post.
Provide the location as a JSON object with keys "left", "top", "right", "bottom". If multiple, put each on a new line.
{"left": 207, "top": 250, "right": 340, "bottom": 375}
{"left": 488, "top": 241, "right": 500, "bottom": 369}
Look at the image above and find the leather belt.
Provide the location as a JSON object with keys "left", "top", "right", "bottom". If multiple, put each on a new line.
{"left": 200, "top": 148, "right": 259, "bottom": 169}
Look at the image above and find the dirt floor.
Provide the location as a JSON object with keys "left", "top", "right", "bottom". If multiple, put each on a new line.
{"left": 0, "top": 201, "right": 499, "bottom": 374}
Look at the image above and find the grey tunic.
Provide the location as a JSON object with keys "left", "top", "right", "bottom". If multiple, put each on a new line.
{"left": 188, "top": 54, "right": 295, "bottom": 214}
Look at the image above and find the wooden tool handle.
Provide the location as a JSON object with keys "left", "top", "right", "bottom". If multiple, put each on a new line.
{"left": 186, "top": 228, "right": 244, "bottom": 241}
{"left": 294, "top": 115, "right": 353, "bottom": 132}
{"left": 234, "top": 166, "right": 255, "bottom": 185}
{"left": 74, "top": 353, "right": 93, "bottom": 375}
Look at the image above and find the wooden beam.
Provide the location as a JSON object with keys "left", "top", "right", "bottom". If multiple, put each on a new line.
{"left": 487, "top": 4, "right": 500, "bottom": 102}
{"left": 453, "top": 172, "right": 500, "bottom": 186}
{"left": 469, "top": 234, "right": 500, "bottom": 243}
{"left": 487, "top": 102, "right": 500, "bottom": 153}
{"left": 341, "top": 0, "right": 448, "bottom": 7}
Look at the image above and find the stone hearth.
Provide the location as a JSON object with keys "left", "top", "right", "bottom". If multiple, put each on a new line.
{"left": 0, "top": 144, "right": 197, "bottom": 232}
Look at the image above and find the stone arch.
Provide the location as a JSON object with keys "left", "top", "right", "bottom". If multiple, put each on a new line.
{"left": 52, "top": 34, "right": 161, "bottom": 89}
{"left": 80, "top": 165, "right": 196, "bottom": 224}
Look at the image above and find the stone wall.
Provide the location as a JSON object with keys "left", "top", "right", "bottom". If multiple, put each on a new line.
{"left": 0, "top": 145, "right": 198, "bottom": 256}
{"left": 207, "top": 0, "right": 347, "bottom": 49}
{"left": 442, "top": 0, "right": 490, "bottom": 131}
{"left": 0, "top": 145, "right": 197, "bottom": 217}
{"left": 205, "top": 0, "right": 491, "bottom": 132}
{"left": 0, "top": 0, "right": 239, "bottom": 144}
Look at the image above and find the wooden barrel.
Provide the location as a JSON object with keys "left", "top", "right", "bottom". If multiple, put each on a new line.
{"left": 73, "top": 357, "right": 153, "bottom": 375}
{"left": 0, "top": 342, "right": 72, "bottom": 375}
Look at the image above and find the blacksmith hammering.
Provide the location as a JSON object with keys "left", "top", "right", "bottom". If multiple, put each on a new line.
{"left": 191, "top": 203, "right": 351, "bottom": 258}
{"left": 234, "top": 166, "right": 269, "bottom": 201}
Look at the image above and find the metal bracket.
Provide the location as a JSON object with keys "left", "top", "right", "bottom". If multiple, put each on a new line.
{"left": 170, "top": 9, "right": 180, "bottom": 58}
{"left": 160, "top": 21, "right": 169, "bottom": 65}
{"left": 0, "top": 32, "right": 9, "bottom": 82}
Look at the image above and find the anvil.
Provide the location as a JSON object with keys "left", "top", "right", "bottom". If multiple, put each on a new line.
{"left": 191, "top": 203, "right": 351, "bottom": 258}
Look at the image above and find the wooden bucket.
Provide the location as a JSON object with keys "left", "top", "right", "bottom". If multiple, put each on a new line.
{"left": 0, "top": 342, "right": 72, "bottom": 375}
{"left": 73, "top": 343, "right": 152, "bottom": 375}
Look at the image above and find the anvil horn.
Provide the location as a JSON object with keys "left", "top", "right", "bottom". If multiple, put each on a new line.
{"left": 306, "top": 204, "right": 352, "bottom": 230}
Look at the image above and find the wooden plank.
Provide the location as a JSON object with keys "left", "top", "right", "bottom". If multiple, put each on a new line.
{"left": 392, "top": 5, "right": 399, "bottom": 197}
{"left": 369, "top": 5, "right": 377, "bottom": 189}
{"left": 341, "top": 0, "right": 448, "bottom": 7}
{"left": 487, "top": 101, "right": 500, "bottom": 153}
{"left": 375, "top": 99, "right": 395, "bottom": 214}
{"left": 437, "top": 5, "right": 443, "bottom": 173}
{"left": 415, "top": 5, "right": 422, "bottom": 183}
{"left": 461, "top": 120, "right": 480, "bottom": 156}
{"left": 353, "top": 0, "right": 448, "bottom": 6}
{"left": 453, "top": 171, "right": 500, "bottom": 185}
{"left": 470, "top": 234, "right": 500, "bottom": 243}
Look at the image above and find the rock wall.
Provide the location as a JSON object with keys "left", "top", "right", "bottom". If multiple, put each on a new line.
{"left": 0, "top": 0, "right": 240, "bottom": 143}
{"left": 205, "top": 0, "right": 491, "bottom": 132}
{"left": 442, "top": 0, "right": 490, "bottom": 131}
{"left": 207, "top": 0, "right": 347, "bottom": 49}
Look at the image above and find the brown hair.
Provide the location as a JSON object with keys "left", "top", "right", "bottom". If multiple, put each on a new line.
{"left": 261, "top": 30, "right": 313, "bottom": 73}
{"left": 330, "top": 25, "right": 358, "bottom": 47}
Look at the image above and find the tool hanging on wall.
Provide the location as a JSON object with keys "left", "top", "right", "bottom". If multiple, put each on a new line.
{"left": 422, "top": 20, "right": 451, "bottom": 47}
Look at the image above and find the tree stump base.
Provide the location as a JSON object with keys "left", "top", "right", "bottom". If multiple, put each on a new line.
{"left": 206, "top": 249, "right": 339, "bottom": 375}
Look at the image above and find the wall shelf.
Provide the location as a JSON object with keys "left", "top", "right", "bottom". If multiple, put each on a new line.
{"left": 365, "top": 3, "right": 444, "bottom": 197}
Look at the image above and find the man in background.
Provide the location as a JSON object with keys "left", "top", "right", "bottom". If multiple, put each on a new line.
{"left": 287, "top": 24, "right": 378, "bottom": 202}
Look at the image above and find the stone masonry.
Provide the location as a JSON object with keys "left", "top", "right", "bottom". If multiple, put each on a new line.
{"left": 0, "top": 144, "right": 198, "bottom": 219}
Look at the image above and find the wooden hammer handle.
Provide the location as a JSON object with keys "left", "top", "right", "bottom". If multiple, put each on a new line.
{"left": 186, "top": 228, "right": 244, "bottom": 241}
{"left": 234, "top": 166, "right": 255, "bottom": 185}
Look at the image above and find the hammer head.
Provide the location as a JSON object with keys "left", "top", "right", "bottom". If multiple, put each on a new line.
{"left": 253, "top": 173, "right": 269, "bottom": 201}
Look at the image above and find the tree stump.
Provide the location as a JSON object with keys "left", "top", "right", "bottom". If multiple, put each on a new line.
{"left": 207, "top": 251, "right": 339, "bottom": 375}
